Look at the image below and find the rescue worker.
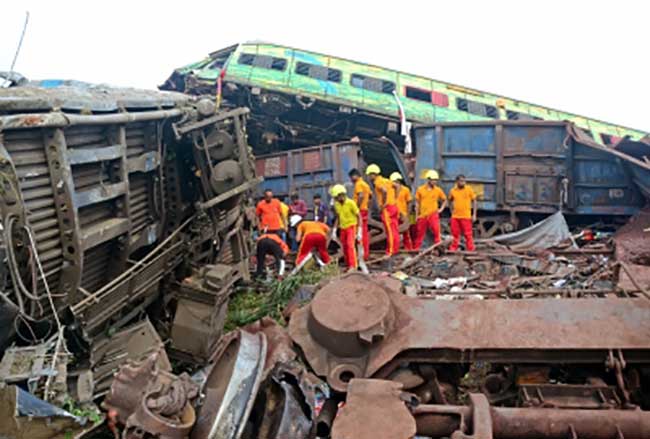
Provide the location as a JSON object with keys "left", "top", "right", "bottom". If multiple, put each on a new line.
{"left": 414, "top": 170, "right": 447, "bottom": 249}
{"left": 255, "top": 232, "right": 289, "bottom": 278}
{"left": 448, "top": 174, "right": 477, "bottom": 252}
{"left": 331, "top": 184, "right": 363, "bottom": 271}
{"left": 348, "top": 168, "right": 372, "bottom": 260}
{"left": 256, "top": 189, "right": 284, "bottom": 235}
{"left": 366, "top": 164, "right": 399, "bottom": 256}
{"left": 390, "top": 172, "right": 414, "bottom": 250}
{"left": 294, "top": 215, "right": 331, "bottom": 266}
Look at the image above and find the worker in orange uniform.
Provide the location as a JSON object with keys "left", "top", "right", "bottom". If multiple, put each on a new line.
{"left": 331, "top": 184, "right": 363, "bottom": 270}
{"left": 366, "top": 164, "right": 399, "bottom": 256}
{"left": 294, "top": 215, "right": 331, "bottom": 266}
{"left": 414, "top": 170, "right": 447, "bottom": 249}
{"left": 448, "top": 174, "right": 477, "bottom": 252}
{"left": 348, "top": 168, "right": 372, "bottom": 259}
{"left": 255, "top": 233, "right": 289, "bottom": 278}
{"left": 256, "top": 189, "right": 284, "bottom": 234}
{"left": 390, "top": 172, "right": 414, "bottom": 250}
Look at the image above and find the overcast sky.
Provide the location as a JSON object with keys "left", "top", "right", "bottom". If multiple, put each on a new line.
{"left": 1, "top": 0, "right": 648, "bottom": 131}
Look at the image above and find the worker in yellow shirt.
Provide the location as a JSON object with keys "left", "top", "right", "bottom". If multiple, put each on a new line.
{"left": 366, "top": 164, "right": 399, "bottom": 256}
{"left": 390, "top": 172, "right": 414, "bottom": 251}
{"left": 414, "top": 170, "right": 447, "bottom": 249}
{"left": 331, "top": 184, "right": 363, "bottom": 270}
{"left": 348, "top": 168, "right": 372, "bottom": 259}
{"left": 448, "top": 174, "right": 477, "bottom": 252}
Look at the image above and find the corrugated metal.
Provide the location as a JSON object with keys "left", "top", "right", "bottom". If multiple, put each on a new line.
{"left": 414, "top": 122, "right": 644, "bottom": 215}
{"left": 255, "top": 141, "right": 362, "bottom": 201}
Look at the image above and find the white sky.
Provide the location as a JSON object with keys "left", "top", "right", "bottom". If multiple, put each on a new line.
{"left": 1, "top": 0, "right": 648, "bottom": 132}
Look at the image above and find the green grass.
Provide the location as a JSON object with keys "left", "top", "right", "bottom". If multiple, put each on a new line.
{"left": 224, "top": 265, "right": 339, "bottom": 331}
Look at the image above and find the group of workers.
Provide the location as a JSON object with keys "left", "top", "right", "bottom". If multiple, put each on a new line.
{"left": 254, "top": 163, "right": 478, "bottom": 277}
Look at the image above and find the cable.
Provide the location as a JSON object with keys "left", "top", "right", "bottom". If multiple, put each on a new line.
{"left": 23, "top": 222, "right": 65, "bottom": 402}
{"left": 8, "top": 11, "right": 30, "bottom": 77}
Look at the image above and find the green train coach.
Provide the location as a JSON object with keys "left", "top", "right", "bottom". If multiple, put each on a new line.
{"left": 161, "top": 42, "right": 648, "bottom": 149}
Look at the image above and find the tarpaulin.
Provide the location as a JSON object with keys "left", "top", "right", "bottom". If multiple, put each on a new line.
{"left": 484, "top": 211, "right": 573, "bottom": 250}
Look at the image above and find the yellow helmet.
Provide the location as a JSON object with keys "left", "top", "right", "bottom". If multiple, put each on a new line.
{"left": 330, "top": 184, "right": 347, "bottom": 197}
{"left": 365, "top": 164, "right": 381, "bottom": 175}
{"left": 425, "top": 170, "right": 439, "bottom": 180}
{"left": 389, "top": 172, "right": 403, "bottom": 182}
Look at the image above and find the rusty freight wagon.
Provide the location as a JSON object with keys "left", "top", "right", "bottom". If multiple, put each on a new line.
{"left": 412, "top": 121, "right": 646, "bottom": 237}
{"left": 254, "top": 140, "right": 363, "bottom": 203}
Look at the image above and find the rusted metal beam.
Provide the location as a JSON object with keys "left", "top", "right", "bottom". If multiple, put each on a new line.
{"left": 0, "top": 109, "right": 183, "bottom": 130}
{"left": 414, "top": 393, "right": 650, "bottom": 438}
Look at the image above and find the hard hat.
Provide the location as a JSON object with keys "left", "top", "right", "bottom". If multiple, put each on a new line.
{"left": 389, "top": 172, "right": 403, "bottom": 182}
{"left": 365, "top": 164, "right": 381, "bottom": 175}
{"left": 330, "top": 184, "right": 346, "bottom": 197}
{"left": 425, "top": 170, "right": 439, "bottom": 180}
{"left": 289, "top": 214, "right": 303, "bottom": 227}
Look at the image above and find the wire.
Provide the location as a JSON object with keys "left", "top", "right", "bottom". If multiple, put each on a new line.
{"left": 23, "top": 222, "right": 65, "bottom": 402}
{"left": 8, "top": 11, "right": 30, "bottom": 77}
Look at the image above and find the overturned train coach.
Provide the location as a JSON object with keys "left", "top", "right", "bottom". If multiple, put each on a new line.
{"left": 290, "top": 273, "right": 650, "bottom": 439}
{"left": 0, "top": 83, "right": 257, "bottom": 359}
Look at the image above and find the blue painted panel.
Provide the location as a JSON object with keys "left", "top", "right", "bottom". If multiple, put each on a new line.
{"left": 414, "top": 128, "right": 437, "bottom": 177}
{"left": 503, "top": 126, "right": 566, "bottom": 153}
{"left": 443, "top": 157, "right": 495, "bottom": 182}
{"left": 443, "top": 126, "right": 495, "bottom": 153}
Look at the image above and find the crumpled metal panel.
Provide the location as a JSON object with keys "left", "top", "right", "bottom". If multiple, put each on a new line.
{"left": 0, "top": 385, "right": 96, "bottom": 439}
{"left": 191, "top": 330, "right": 267, "bottom": 439}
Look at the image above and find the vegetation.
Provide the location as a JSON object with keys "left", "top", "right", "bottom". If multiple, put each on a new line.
{"left": 224, "top": 265, "right": 339, "bottom": 331}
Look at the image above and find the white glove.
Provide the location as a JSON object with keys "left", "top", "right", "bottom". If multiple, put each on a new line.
{"left": 278, "top": 260, "right": 286, "bottom": 277}
{"left": 356, "top": 228, "right": 362, "bottom": 241}
{"left": 331, "top": 227, "right": 338, "bottom": 239}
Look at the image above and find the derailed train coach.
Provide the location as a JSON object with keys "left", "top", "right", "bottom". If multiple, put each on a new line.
{"left": 0, "top": 82, "right": 257, "bottom": 362}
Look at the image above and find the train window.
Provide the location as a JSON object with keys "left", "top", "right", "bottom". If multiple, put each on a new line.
{"left": 238, "top": 53, "right": 287, "bottom": 71}
{"left": 457, "top": 98, "right": 498, "bottom": 118}
{"left": 405, "top": 86, "right": 431, "bottom": 102}
{"left": 506, "top": 110, "right": 542, "bottom": 121}
{"left": 350, "top": 74, "right": 396, "bottom": 94}
{"left": 578, "top": 127, "right": 593, "bottom": 139}
{"left": 238, "top": 53, "right": 255, "bottom": 66}
{"left": 600, "top": 133, "right": 622, "bottom": 145}
{"left": 295, "top": 62, "right": 342, "bottom": 83}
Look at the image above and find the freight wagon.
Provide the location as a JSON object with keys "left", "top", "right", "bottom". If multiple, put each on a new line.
{"left": 255, "top": 140, "right": 364, "bottom": 203}
{"left": 413, "top": 121, "right": 645, "bottom": 236}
